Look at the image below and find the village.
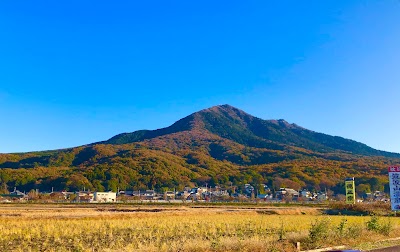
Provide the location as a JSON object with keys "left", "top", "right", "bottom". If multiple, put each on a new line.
{"left": 0, "top": 183, "right": 389, "bottom": 204}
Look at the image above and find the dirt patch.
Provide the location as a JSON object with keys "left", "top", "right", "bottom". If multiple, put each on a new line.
{"left": 256, "top": 210, "right": 278, "bottom": 215}
{"left": 0, "top": 213, "right": 22, "bottom": 217}
{"left": 256, "top": 208, "right": 322, "bottom": 215}
{"left": 97, "top": 208, "right": 184, "bottom": 213}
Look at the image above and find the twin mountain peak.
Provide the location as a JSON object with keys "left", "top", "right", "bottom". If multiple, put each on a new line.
{"left": 99, "top": 104, "right": 398, "bottom": 158}
{"left": 1, "top": 104, "right": 399, "bottom": 192}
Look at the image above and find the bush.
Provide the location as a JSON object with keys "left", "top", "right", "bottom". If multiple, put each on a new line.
{"left": 366, "top": 216, "right": 393, "bottom": 235}
{"left": 308, "top": 219, "right": 330, "bottom": 245}
{"left": 379, "top": 218, "right": 392, "bottom": 236}
{"left": 346, "top": 223, "right": 363, "bottom": 239}
{"left": 366, "top": 216, "right": 380, "bottom": 231}
{"left": 336, "top": 218, "right": 347, "bottom": 236}
{"left": 334, "top": 218, "right": 363, "bottom": 239}
{"left": 278, "top": 221, "right": 286, "bottom": 241}
{"left": 328, "top": 202, "right": 391, "bottom": 216}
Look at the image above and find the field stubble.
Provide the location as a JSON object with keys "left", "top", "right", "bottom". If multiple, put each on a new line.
{"left": 0, "top": 204, "right": 398, "bottom": 252}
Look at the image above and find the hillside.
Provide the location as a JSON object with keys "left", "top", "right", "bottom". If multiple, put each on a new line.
{"left": 0, "top": 105, "right": 399, "bottom": 194}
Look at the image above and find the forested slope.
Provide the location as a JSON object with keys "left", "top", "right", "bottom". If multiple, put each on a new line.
{"left": 0, "top": 105, "right": 398, "bottom": 194}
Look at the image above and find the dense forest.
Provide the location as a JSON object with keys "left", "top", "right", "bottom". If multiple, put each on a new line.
{"left": 0, "top": 105, "right": 398, "bottom": 195}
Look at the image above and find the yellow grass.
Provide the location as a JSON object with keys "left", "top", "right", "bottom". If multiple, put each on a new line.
{"left": 0, "top": 205, "right": 398, "bottom": 251}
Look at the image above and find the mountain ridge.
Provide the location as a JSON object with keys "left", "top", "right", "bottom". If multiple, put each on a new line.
{"left": 100, "top": 104, "right": 400, "bottom": 158}
{"left": 0, "top": 104, "right": 398, "bottom": 193}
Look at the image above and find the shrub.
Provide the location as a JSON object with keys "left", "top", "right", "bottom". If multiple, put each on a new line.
{"left": 278, "top": 221, "right": 286, "bottom": 241}
{"left": 336, "top": 218, "right": 347, "bottom": 236}
{"left": 346, "top": 223, "right": 363, "bottom": 239}
{"left": 308, "top": 218, "right": 330, "bottom": 245}
{"left": 366, "top": 216, "right": 380, "bottom": 232}
{"left": 328, "top": 201, "right": 391, "bottom": 216}
{"left": 379, "top": 218, "right": 392, "bottom": 236}
{"left": 365, "top": 215, "right": 393, "bottom": 235}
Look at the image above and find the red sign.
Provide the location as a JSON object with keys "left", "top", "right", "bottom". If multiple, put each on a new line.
{"left": 388, "top": 166, "right": 400, "bottom": 172}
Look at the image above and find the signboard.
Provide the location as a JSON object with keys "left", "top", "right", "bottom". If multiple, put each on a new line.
{"left": 388, "top": 166, "right": 400, "bottom": 211}
{"left": 345, "top": 177, "right": 355, "bottom": 204}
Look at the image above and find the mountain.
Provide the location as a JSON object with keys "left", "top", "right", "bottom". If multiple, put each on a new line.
{"left": 102, "top": 104, "right": 399, "bottom": 158}
{"left": 0, "top": 104, "right": 398, "bottom": 194}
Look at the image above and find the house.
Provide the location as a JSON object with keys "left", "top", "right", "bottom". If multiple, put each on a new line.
{"left": 199, "top": 187, "right": 208, "bottom": 192}
{"left": 143, "top": 190, "right": 155, "bottom": 200}
{"left": 187, "top": 193, "right": 200, "bottom": 201}
{"left": 299, "top": 189, "right": 312, "bottom": 199}
{"left": 0, "top": 188, "right": 27, "bottom": 201}
{"left": 373, "top": 191, "right": 386, "bottom": 201}
{"left": 164, "top": 191, "right": 175, "bottom": 200}
{"left": 176, "top": 191, "right": 190, "bottom": 199}
{"left": 0, "top": 197, "right": 11, "bottom": 203}
{"left": 212, "top": 189, "right": 229, "bottom": 197}
{"left": 262, "top": 184, "right": 271, "bottom": 193}
{"left": 285, "top": 188, "right": 299, "bottom": 197}
{"left": 94, "top": 192, "right": 116, "bottom": 202}
{"left": 76, "top": 191, "right": 94, "bottom": 202}
{"left": 121, "top": 190, "right": 155, "bottom": 199}
{"left": 276, "top": 188, "right": 299, "bottom": 200}
{"left": 61, "top": 191, "right": 75, "bottom": 200}
{"left": 244, "top": 184, "right": 254, "bottom": 196}
{"left": 49, "top": 192, "right": 67, "bottom": 201}
{"left": 10, "top": 188, "right": 26, "bottom": 197}
{"left": 190, "top": 187, "right": 201, "bottom": 195}
{"left": 364, "top": 192, "right": 373, "bottom": 201}
{"left": 364, "top": 191, "right": 388, "bottom": 202}
{"left": 316, "top": 192, "right": 328, "bottom": 201}
{"left": 257, "top": 194, "right": 272, "bottom": 200}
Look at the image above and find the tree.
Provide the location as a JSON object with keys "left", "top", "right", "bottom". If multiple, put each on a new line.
{"left": 66, "top": 174, "right": 92, "bottom": 191}
{"left": 92, "top": 180, "right": 105, "bottom": 191}
{"left": 106, "top": 178, "right": 118, "bottom": 192}
{"left": 369, "top": 177, "right": 384, "bottom": 192}
{"left": 273, "top": 177, "right": 301, "bottom": 191}
{"left": 28, "top": 189, "right": 39, "bottom": 200}
{"left": 0, "top": 183, "right": 9, "bottom": 194}
{"left": 356, "top": 183, "right": 371, "bottom": 197}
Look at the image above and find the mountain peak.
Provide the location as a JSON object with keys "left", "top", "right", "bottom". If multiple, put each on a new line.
{"left": 99, "top": 105, "right": 400, "bottom": 158}
{"left": 201, "top": 104, "right": 252, "bottom": 120}
{"left": 203, "top": 104, "right": 245, "bottom": 113}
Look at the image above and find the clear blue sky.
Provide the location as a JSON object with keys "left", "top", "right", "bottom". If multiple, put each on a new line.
{"left": 1, "top": 1, "right": 399, "bottom": 153}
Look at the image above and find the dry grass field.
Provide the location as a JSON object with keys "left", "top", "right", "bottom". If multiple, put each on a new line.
{"left": 0, "top": 204, "right": 399, "bottom": 252}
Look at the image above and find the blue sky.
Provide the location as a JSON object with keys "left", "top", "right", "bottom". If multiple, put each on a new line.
{"left": 0, "top": 1, "right": 399, "bottom": 153}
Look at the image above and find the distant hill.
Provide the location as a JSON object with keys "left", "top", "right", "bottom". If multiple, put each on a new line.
{"left": 0, "top": 104, "right": 398, "bottom": 194}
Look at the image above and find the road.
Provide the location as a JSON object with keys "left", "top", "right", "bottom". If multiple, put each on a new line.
{"left": 368, "top": 245, "right": 400, "bottom": 252}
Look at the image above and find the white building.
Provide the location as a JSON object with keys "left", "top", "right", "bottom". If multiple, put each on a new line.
{"left": 94, "top": 192, "right": 116, "bottom": 203}
{"left": 317, "top": 192, "right": 328, "bottom": 201}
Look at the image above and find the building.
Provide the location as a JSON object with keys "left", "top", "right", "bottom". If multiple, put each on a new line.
{"left": 164, "top": 191, "right": 175, "bottom": 200}
{"left": 143, "top": 190, "right": 156, "bottom": 200}
{"left": 76, "top": 191, "right": 94, "bottom": 202}
{"left": 316, "top": 192, "right": 328, "bottom": 201}
{"left": 276, "top": 188, "right": 299, "bottom": 200}
{"left": 94, "top": 192, "right": 116, "bottom": 202}
{"left": 244, "top": 184, "right": 255, "bottom": 196}
{"left": 0, "top": 188, "right": 27, "bottom": 201}
{"left": 257, "top": 194, "right": 272, "bottom": 200}
{"left": 299, "top": 189, "right": 311, "bottom": 198}
{"left": 176, "top": 191, "right": 190, "bottom": 200}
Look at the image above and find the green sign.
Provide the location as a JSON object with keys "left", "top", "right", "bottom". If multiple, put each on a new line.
{"left": 345, "top": 177, "right": 355, "bottom": 204}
